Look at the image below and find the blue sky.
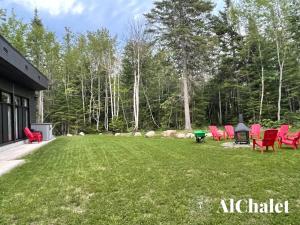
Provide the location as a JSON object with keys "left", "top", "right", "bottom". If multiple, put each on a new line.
{"left": 1, "top": 0, "right": 225, "bottom": 42}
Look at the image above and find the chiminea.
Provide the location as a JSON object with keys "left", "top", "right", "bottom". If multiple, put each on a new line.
{"left": 234, "top": 114, "right": 250, "bottom": 144}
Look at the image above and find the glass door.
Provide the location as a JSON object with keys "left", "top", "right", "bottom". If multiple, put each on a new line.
{"left": 1, "top": 92, "right": 13, "bottom": 143}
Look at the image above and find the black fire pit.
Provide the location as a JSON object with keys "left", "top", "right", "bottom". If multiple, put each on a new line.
{"left": 234, "top": 114, "right": 250, "bottom": 144}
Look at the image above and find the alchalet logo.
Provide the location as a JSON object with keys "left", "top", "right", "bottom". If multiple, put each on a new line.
{"left": 220, "top": 199, "right": 289, "bottom": 214}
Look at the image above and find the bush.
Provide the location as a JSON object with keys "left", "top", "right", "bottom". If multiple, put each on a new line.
{"left": 109, "top": 116, "right": 127, "bottom": 133}
{"left": 81, "top": 125, "right": 99, "bottom": 134}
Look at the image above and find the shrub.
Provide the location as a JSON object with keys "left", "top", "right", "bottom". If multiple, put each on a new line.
{"left": 109, "top": 116, "right": 127, "bottom": 133}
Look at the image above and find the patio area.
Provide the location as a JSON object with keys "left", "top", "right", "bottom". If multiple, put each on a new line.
{"left": 0, "top": 139, "right": 54, "bottom": 176}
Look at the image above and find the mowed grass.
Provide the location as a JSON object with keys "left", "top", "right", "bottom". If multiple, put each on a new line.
{"left": 0, "top": 136, "right": 300, "bottom": 225}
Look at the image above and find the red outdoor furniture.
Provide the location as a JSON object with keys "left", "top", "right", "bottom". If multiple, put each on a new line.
{"left": 253, "top": 129, "right": 278, "bottom": 153}
{"left": 250, "top": 124, "right": 261, "bottom": 139}
{"left": 24, "top": 127, "right": 42, "bottom": 143}
{"left": 209, "top": 126, "right": 224, "bottom": 141}
{"left": 224, "top": 125, "right": 234, "bottom": 139}
{"left": 277, "top": 124, "right": 289, "bottom": 140}
{"left": 278, "top": 131, "right": 300, "bottom": 150}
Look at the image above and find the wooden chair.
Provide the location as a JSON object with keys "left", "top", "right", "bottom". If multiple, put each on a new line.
{"left": 253, "top": 129, "right": 278, "bottom": 153}
{"left": 278, "top": 131, "right": 300, "bottom": 150}
{"left": 24, "top": 127, "right": 42, "bottom": 143}
{"left": 277, "top": 124, "right": 289, "bottom": 141}
{"left": 250, "top": 124, "right": 261, "bottom": 139}
{"left": 209, "top": 126, "right": 224, "bottom": 141}
{"left": 224, "top": 125, "right": 234, "bottom": 139}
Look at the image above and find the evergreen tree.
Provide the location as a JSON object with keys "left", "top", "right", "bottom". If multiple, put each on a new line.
{"left": 146, "top": 0, "right": 214, "bottom": 130}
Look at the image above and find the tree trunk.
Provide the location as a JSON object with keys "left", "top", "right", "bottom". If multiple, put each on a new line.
{"left": 104, "top": 77, "right": 109, "bottom": 131}
{"left": 182, "top": 51, "right": 191, "bottom": 130}
{"left": 81, "top": 72, "right": 86, "bottom": 126}
{"left": 277, "top": 64, "right": 283, "bottom": 121}
{"left": 258, "top": 43, "right": 264, "bottom": 121}
{"left": 218, "top": 89, "right": 222, "bottom": 125}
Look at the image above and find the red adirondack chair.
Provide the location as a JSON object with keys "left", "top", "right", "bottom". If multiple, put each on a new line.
{"left": 224, "top": 125, "right": 234, "bottom": 139}
{"left": 277, "top": 124, "right": 289, "bottom": 140}
{"left": 253, "top": 129, "right": 278, "bottom": 153}
{"left": 24, "top": 127, "right": 42, "bottom": 143}
{"left": 250, "top": 124, "right": 261, "bottom": 139}
{"left": 278, "top": 131, "right": 300, "bottom": 150}
{"left": 209, "top": 126, "right": 224, "bottom": 141}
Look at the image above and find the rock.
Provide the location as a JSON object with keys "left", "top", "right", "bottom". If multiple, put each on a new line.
{"left": 98, "top": 133, "right": 103, "bottom": 135}
{"left": 176, "top": 133, "right": 186, "bottom": 139}
{"left": 134, "top": 132, "right": 142, "bottom": 137}
{"left": 67, "top": 134, "right": 73, "bottom": 137}
{"left": 145, "top": 131, "right": 155, "bottom": 138}
{"left": 79, "top": 132, "right": 85, "bottom": 136}
{"left": 185, "top": 133, "right": 195, "bottom": 139}
{"left": 206, "top": 132, "right": 212, "bottom": 137}
{"left": 115, "top": 133, "right": 121, "bottom": 136}
{"left": 162, "top": 130, "right": 177, "bottom": 137}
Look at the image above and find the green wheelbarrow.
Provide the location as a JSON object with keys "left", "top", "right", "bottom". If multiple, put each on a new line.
{"left": 194, "top": 130, "right": 206, "bottom": 143}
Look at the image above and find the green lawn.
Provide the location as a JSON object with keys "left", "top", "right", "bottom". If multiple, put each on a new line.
{"left": 0, "top": 136, "right": 300, "bottom": 225}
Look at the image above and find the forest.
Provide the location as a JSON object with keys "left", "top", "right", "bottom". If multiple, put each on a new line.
{"left": 0, "top": 0, "right": 299, "bottom": 135}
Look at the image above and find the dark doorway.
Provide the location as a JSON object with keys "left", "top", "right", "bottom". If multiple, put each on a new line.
{"left": 1, "top": 92, "right": 13, "bottom": 143}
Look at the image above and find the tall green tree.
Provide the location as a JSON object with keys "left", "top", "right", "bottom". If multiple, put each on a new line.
{"left": 146, "top": 0, "right": 214, "bottom": 130}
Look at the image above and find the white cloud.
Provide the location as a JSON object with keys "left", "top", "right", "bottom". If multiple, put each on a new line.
{"left": 7, "top": 0, "right": 86, "bottom": 16}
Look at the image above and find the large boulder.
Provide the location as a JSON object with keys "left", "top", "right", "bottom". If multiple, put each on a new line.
{"left": 115, "top": 133, "right": 121, "bottom": 136}
{"left": 67, "top": 134, "right": 73, "bottom": 137}
{"left": 176, "top": 133, "right": 186, "bottom": 139}
{"left": 162, "top": 130, "right": 177, "bottom": 137}
{"left": 134, "top": 132, "right": 142, "bottom": 137}
{"left": 145, "top": 131, "right": 155, "bottom": 138}
{"left": 79, "top": 132, "right": 85, "bottom": 136}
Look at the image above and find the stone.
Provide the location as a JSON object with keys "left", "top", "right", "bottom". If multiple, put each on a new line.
{"left": 188, "top": 133, "right": 195, "bottom": 138}
{"left": 79, "top": 132, "right": 85, "bottom": 136}
{"left": 98, "top": 133, "right": 103, "bottom": 135}
{"left": 134, "top": 132, "right": 142, "bottom": 137}
{"left": 162, "top": 130, "right": 177, "bottom": 137}
{"left": 176, "top": 133, "right": 186, "bottom": 139}
{"left": 185, "top": 133, "right": 195, "bottom": 139}
{"left": 115, "top": 133, "right": 121, "bottom": 136}
{"left": 145, "top": 131, "right": 155, "bottom": 138}
{"left": 67, "top": 134, "right": 73, "bottom": 137}
{"left": 206, "top": 132, "right": 212, "bottom": 137}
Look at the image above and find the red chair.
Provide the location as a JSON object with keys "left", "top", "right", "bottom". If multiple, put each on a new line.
{"left": 250, "top": 124, "right": 261, "bottom": 139}
{"left": 253, "top": 129, "right": 278, "bottom": 153}
{"left": 277, "top": 124, "right": 289, "bottom": 140}
{"left": 209, "top": 126, "right": 224, "bottom": 141}
{"left": 278, "top": 132, "right": 300, "bottom": 150}
{"left": 224, "top": 125, "right": 234, "bottom": 139}
{"left": 24, "top": 127, "right": 42, "bottom": 143}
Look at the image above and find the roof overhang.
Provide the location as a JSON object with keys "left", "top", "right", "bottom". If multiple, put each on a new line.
{"left": 0, "top": 35, "right": 48, "bottom": 90}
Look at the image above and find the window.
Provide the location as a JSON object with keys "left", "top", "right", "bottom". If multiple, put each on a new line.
{"left": 0, "top": 91, "right": 30, "bottom": 143}
{"left": 23, "top": 98, "right": 28, "bottom": 107}
{"left": 2, "top": 92, "right": 11, "bottom": 104}
{"left": 0, "top": 91, "right": 13, "bottom": 142}
{"left": 14, "top": 96, "right": 21, "bottom": 106}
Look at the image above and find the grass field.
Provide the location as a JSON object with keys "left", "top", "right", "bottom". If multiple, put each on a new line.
{"left": 0, "top": 135, "right": 300, "bottom": 225}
